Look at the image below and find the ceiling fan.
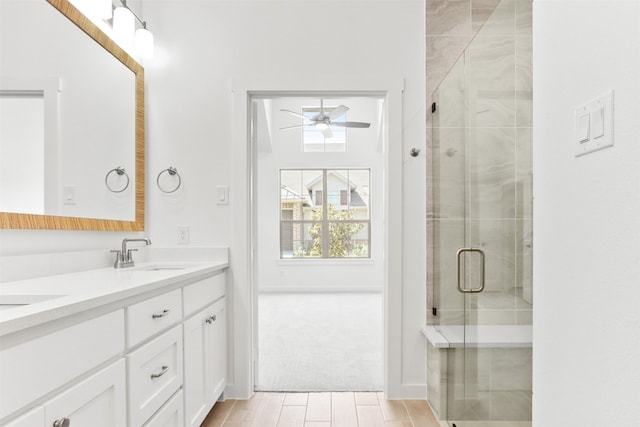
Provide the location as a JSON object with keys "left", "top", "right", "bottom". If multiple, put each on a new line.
{"left": 280, "top": 99, "right": 371, "bottom": 138}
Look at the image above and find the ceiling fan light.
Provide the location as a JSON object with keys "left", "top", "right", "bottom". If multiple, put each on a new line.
{"left": 315, "top": 123, "right": 328, "bottom": 131}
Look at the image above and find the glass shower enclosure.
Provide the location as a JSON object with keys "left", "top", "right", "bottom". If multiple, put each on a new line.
{"left": 427, "top": 0, "right": 533, "bottom": 425}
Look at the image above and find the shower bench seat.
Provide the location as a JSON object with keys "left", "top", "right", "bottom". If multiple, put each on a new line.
{"left": 421, "top": 324, "right": 532, "bottom": 348}
{"left": 421, "top": 324, "right": 533, "bottom": 422}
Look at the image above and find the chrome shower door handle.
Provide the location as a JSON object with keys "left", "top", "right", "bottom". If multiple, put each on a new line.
{"left": 456, "top": 247, "right": 486, "bottom": 294}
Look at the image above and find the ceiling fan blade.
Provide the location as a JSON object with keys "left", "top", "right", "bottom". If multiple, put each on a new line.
{"left": 327, "top": 105, "right": 349, "bottom": 120}
{"left": 322, "top": 127, "right": 333, "bottom": 139}
{"left": 331, "top": 121, "right": 371, "bottom": 128}
{"left": 280, "top": 109, "right": 308, "bottom": 120}
{"left": 279, "top": 124, "right": 306, "bottom": 130}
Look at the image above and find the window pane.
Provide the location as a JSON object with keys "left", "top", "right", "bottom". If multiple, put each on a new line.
{"left": 280, "top": 169, "right": 370, "bottom": 259}
{"left": 328, "top": 169, "right": 370, "bottom": 219}
{"left": 281, "top": 221, "right": 322, "bottom": 258}
{"left": 328, "top": 222, "right": 369, "bottom": 258}
{"left": 280, "top": 169, "right": 323, "bottom": 219}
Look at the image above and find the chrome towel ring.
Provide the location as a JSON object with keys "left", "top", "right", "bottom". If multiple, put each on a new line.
{"left": 157, "top": 167, "right": 182, "bottom": 193}
{"left": 105, "top": 167, "right": 130, "bottom": 193}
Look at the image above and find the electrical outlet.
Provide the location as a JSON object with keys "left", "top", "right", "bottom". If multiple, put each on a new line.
{"left": 177, "top": 225, "right": 190, "bottom": 245}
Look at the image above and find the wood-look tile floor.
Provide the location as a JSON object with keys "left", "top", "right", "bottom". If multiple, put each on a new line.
{"left": 201, "top": 392, "right": 442, "bottom": 427}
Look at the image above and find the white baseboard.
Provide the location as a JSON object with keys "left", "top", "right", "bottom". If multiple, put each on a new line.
{"left": 384, "top": 383, "right": 428, "bottom": 400}
{"left": 258, "top": 286, "right": 383, "bottom": 293}
{"left": 224, "top": 382, "right": 427, "bottom": 401}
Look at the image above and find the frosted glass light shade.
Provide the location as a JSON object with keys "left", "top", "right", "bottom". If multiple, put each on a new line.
{"left": 113, "top": 6, "right": 135, "bottom": 47}
{"left": 134, "top": 28, "right": 154, "bottom": 59}
{"left": 97, "top": 0, "right": 112, "bottom": 19}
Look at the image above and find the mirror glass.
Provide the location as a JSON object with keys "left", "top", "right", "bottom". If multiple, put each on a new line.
{"left": 0, "top": 0, "right": 144, "bottom": 230}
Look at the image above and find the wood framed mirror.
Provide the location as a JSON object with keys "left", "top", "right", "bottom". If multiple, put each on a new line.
{"left": 0, "top": 0, "right": 144, "bottom": 231}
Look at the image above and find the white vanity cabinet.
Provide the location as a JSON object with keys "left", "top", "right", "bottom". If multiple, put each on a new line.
{"left": 143, "top": 390, "right": 184, "bottom": 427}
{"left": 183, "top": 274, "right": 226, "bottom": 427}
{"left": 127, "top": 325, "right": 183, "bottom": 427}
{"left": 3, "top": 407, "right": 44, "bottom": 427}
{"left": 0, "top": 310, "right": 126, "bottom": 427}
{"left": 44, "top": 359, "right": 127, "bottom": 427}
{"left": 0, "top": 266, "right": 227, "bottom": 427}
{"left": 0, "top": 310, "right": 125, "bottom": 422}
{"left": 4, "top": 361, "right": 126, "bottom": 427}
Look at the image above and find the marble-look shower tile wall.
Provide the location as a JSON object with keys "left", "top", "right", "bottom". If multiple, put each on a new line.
{"left": 427, "top": 0, "right": 532, "bottom": 326}
{"left": 426, "top": 0, "right": 533, "bottom": 420}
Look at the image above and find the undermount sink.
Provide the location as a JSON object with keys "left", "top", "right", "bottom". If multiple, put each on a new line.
{"left": 133, "top": 265, "right": 189, "bottom": 272}
{"left": 0, "top": 294, "right": 66, "bottom": 312}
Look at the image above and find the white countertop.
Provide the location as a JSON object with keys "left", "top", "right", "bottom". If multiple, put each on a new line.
{"left": 0, "top": 261, "right": 228, "bottom": 338}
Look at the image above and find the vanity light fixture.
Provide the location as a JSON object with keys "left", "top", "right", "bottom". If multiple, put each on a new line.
{"left": 97, "top": 0, "right": 113, "bottom": 20}
{"left": 112, "top": 0, "right": 154, "bottom": 59}
{"left": 134, "top": 23, "right": 154, "bottom": 59}
{"left": 113, "top": 3, "right": 135, "bottom": 48}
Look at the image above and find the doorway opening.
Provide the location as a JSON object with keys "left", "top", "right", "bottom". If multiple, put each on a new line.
{"left": 250, "top": 94, "right": 386, "bottom": 392}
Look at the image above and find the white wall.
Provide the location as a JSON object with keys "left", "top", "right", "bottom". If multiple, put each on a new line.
{"left": 142, "top": 0, "right": 425, "bottom": 398}
{"left": 256, "top": 97, "right": 384, "bottom": 292}
{"left": 533, "top": 1, "right": 640, "bottom": 425}
{"left": 0, "top": 0, "right": 425, "bottom": 399}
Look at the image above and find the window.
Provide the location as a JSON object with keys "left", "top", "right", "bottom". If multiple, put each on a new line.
{"left": 280, "top": 169, "right": 370, "bottom": 259}
{"left": 302, "top": 107, "right": 347, "bottom": 152}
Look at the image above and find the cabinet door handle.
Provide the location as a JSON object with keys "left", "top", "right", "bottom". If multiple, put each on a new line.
{"left": 151, "top": 365, "right": 169, "bottom": 379}
{"left": 53, "top": 418, "right": 70, "bottom": 427}
{"left": 152, "top": 309, "right": 171, "bottom": 319}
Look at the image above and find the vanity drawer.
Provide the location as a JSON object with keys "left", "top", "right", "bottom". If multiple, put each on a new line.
{"left": 183, "top": 273, "right": 225, "bottom": 317}
{"left": 127, "top": 289, "right": 182, "bottom": 347}
{"left": 128, "top": 325, "right": 183, "bottom": 427}
{"left": 143, "top": 390, "right": 184, "bottom": 427}
{"left": 0, "top": 310, "right": 124, "bottom": 420}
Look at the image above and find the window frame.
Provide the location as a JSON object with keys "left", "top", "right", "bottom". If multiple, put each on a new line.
{"left": 279, "top": 168, "right": 371, "bottom": 259}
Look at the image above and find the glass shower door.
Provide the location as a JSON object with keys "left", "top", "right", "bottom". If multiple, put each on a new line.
{"left": 430, "top": 0, "right": 533, "bottom": 425}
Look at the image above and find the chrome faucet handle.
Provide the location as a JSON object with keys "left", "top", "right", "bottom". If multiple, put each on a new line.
{"left": 111, "top": 249, "right": 125, "bottom": 268}
{"left": 110, "top": 249, "right": 123, "bottom": 258}
{"left": 126, "top": 248, "right": 139, "bottom": 262}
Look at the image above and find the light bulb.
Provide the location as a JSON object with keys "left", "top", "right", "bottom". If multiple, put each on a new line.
{"left": 113, "top": 6, "right": 135, "bottom": 48}
{"left": 97, "top": 0, "right": 112, "bottom": 19}
{"left": 134, "top": 27, "right": 154, "bottom": 59}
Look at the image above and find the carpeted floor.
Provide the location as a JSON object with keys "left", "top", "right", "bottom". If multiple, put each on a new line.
{"left": 257, "top": 292, "right": 383, "bottom": 392}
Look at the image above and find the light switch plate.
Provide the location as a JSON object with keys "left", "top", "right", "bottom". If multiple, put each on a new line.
{"left": 216, "top": 185, "right": 229, "bottom": 205}
{"left": 63, "top": 185, "right": 76, "bottom": 205}
{"left": 578, "top": 113, "right": 590, "bottom": 142}
{"left": 575, "top": 90, "right": 614, "bottom": 157}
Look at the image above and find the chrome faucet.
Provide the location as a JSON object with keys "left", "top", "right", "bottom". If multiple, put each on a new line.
{"left": 112, "top": 237, "right": 152, "bottom": 268}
